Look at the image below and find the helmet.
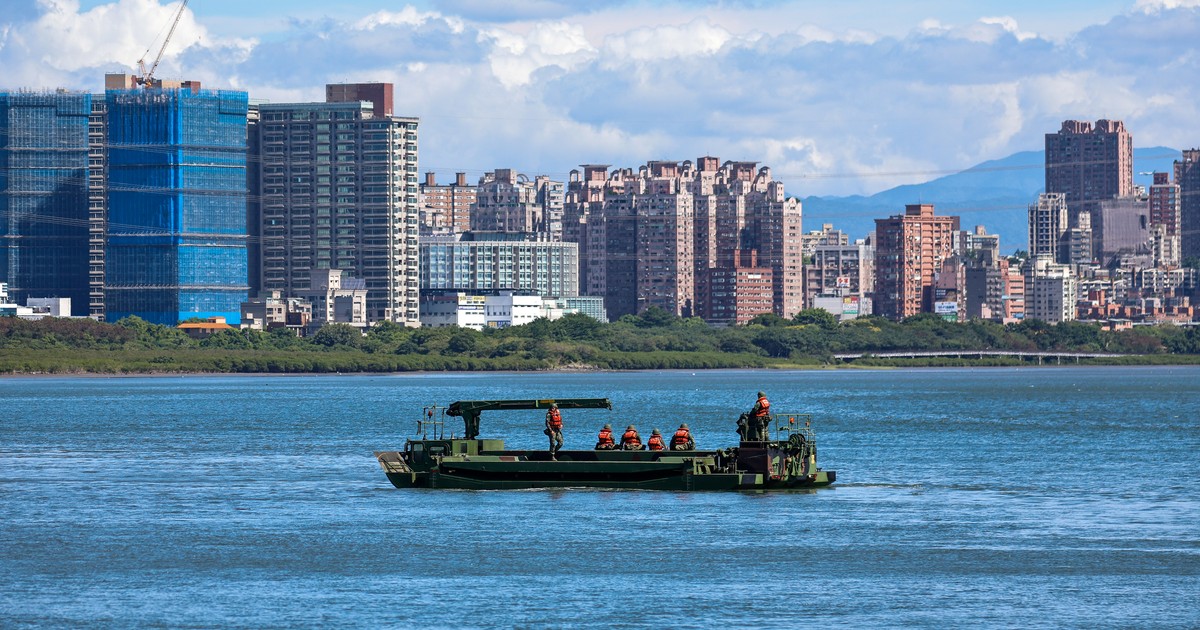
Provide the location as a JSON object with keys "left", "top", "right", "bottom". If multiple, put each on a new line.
{"left": 627, "top": 425, "right": 636, "bottom": 430}
{"left": 652, "top": 428, "right": 661, "bottom": 435}
{"left": 680, "top": 423, "right": 689, "bottom": 429}
{"left": 550, "top": 403, "right": 558, "bottom": 409}
{"left": 757, "top": 391, "right": 766, "bottom": 398}
{"left": 603, "top": 423, "right": 611, "bottom": 429}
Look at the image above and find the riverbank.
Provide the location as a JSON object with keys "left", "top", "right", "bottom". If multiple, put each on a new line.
{"left": 3, "top": 346, "right": 1199, "bottom": 375}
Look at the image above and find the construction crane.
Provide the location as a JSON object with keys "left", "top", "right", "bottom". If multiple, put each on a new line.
{"left": 135, "top": 0, "right": 191, "bottom": 87}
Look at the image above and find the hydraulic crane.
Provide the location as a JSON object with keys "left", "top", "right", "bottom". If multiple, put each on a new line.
{"left": 135, "top": 0, "right": 191, "bottom": 87}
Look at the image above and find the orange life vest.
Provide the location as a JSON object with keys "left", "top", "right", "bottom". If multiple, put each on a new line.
{"left": 547, "top": 408, "right": 562, "bottom": 430}
{"left": 648, "top": 435, "right": 665, "bottom": 451}
{"left": 671, "top": 428, "right": 691, "bottom": 448}
{"left": 621, "top": 430, "right": 641, "bottom": 446}
{"left": 753, "top": 396, "right": 771, "bottom": 418}
{"left": 597, "top": 428, "right": 614, "bottom": 446}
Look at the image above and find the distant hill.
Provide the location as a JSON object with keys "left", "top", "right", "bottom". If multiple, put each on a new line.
{"left": 799, "top": 146, "right": 1181, "bottom": 252}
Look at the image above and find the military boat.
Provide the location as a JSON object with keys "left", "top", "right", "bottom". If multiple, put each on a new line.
{"left": 374, "top": 398, "right": 836, "bottom": 491}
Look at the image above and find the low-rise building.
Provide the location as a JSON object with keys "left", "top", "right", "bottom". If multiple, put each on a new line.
{"left": 300, "top": 269, "right": 369, "bottom": 332}
{"left": 419, "top": 292, "right": 608, "bottom": 329}
{"left": 240, "top": 291, "right": 312, "bottom": 334}
{"left": 177, "top": 316, "right": 234, "bottom": 339}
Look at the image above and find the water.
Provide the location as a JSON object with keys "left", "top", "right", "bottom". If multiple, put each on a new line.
{"left": 1, "top": 367, "right": 1198, "bottom": 628}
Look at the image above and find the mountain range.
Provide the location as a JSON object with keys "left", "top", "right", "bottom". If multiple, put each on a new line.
{"left": 799, "top": 146, "right": 1181, "bottom": 252}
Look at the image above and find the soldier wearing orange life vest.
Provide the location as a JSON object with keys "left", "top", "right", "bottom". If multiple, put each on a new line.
{"left": 647, "top": 429, "right": 665, "bottom": 451}
{"left": 545, "top": 404, "right": 563, "bottom": 459}
{"left": 595, "top": 423, "right": 615, "bottom": 450}
{"left": 747, "top": 391, "right": 771, "bottom": 441}
{"left": 670, "top": 423, "right": 695, "bottom": 451}
{"left": 620, "top": 425, "right": 643, "bottom": 450}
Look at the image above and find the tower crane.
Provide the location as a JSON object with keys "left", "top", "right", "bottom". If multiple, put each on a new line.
{"left": 135, "top": 0, "right": 191, "bottom": 87}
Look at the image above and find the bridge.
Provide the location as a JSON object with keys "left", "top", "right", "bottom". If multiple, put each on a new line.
{"left": 832, "top": 350, "right": 1128, "bottom": 364}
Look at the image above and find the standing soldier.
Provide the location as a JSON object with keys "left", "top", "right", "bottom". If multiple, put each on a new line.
{"left": 545, "top": 404, "right": 563, "bottom": 459}
{"left": 749, "top": 391, "right": 771, "bottom": 441}
{"left": 670, "top": 423, "right": 695, "bottom": 450}
{"left": 647, "top": 429, "right": 665, "bottom": 451}
{"left": 595, "top": 423, "right": 616, "bottom": 450}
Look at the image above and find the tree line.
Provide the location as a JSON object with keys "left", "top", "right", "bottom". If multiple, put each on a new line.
{"left": 1, "top": 307, "right": 1198, "bottom": 374}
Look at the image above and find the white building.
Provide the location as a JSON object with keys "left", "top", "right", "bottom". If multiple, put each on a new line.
{"left": 1024, "top": 255, "right": 1078, "bottom": 323}
{"left": 419, "top": 293, "right": 607, "bottom": 330}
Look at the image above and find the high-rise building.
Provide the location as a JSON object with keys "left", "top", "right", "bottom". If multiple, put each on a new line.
{"left": 1175, "top": 149, "right": 1200, "bottom": 261}
{"left": 103, "top": 76, "right": 250, "bottom": 325}
{"left": 0, "top": 91, "right": 93, "bottom": 315}
{"left": 873, "top": 203, "right": 960, "bottom": 321}
{"left": 1028, "top": 192, "right": 1068, "bottom": 262}
{"left": 470, "top": 169, "right": 562, "bottom": 239}
{"left": 1045, "top": 119, "right": 1134, "bottom": 226}
{"left": 1095, "top": 195, "right": 1151, "bottom": 265}
{"left": 1024, "top": 255, "right": 1078, "bottom": 323}
{"left": 420, "top": 231, "right": 579, "bottom": 297}
{"left": 1148, "top": 172, "right": 1181, "bottom": 267}
{"left": 250, "top": 84, "right": 420, "bottom": 325}
{"left": 563, "top": 158, "right": 801, "bottom": 321}
{"left": 87, "top": 98, "right": 108, "bottom": 319}
{"left": 803, "top": 230, "right": 874, "bottom": 308}
{"left": 419, "top": 172, "right": 476, "bottom": 234}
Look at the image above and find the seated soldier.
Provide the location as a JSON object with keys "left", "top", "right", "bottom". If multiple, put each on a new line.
{"left": 595, "top": 423, "right": 616, "bottom": 450}
{"left": 670, "top": 423, "right": 695, "bottom": 451}
{"left": 620, "top": 425, "right": 644, "bottom": 450}
{"left": 647, "top": 429, "right": 665, "bottom": 451}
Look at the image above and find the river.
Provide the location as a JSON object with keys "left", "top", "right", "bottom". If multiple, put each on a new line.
{"left": 1, "top": 367, "right": 1197, "bottom": 627}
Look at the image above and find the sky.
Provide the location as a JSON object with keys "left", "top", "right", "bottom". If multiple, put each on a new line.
{"left": 3, "top": 0, "right": 1198, "bottom": 196}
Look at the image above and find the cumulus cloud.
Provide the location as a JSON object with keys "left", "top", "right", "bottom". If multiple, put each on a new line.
{"left": 0, "top": 0, "right": 251, "bottom": 88}
{"left": 1135, "top": 0, "right": 1200, "bottom": 12}
{"left": 2, "top": 0, "right": 1198, "bottom": 199}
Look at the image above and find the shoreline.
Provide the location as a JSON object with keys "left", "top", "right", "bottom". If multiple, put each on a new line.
{"left": 3, "top": 359, "right": 1199, "bottom": 379}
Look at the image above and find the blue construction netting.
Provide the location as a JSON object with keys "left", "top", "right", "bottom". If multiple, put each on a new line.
{"left": 105, "top": 88, "right": 249, "bottom": 325}
{"left": 0, "top": 91, "right": 92, "bottom": 314}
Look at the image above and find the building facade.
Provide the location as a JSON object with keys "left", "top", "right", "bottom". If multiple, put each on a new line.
{"left": 1028, "top": 192, "right": 1069, "bottom": 263}
{"left": 470, "top": 169, "right": 562, "bottom": 239}
{"left": 803, "top": 234, "right": 874, "bottom": 310}
{"left": 1024, "top": 255, "right": 1078, "bottom": 323}
{"left": 563, "top": 158, "right": 802, "bottom": 321}
{"left": 1175, "top": 149, "right": 1200, "bottom": 261}
{"left": 419, "top": 171, "right": 476, "bottom": 234}
{"left": 420, "top": 231, "right": 579, "bottom": 297}
{"left": 251, "top": 84, "right": 420, "bottom": 326}
{"left": 0, "top": 91, "right": 93, "bottom": 315}
{"left": 1045, "top": 119, "right": 1134, "bottom": 226}
{"left": 873, "top": 204, "right": 960, "bottom": 321}
{"left": 104, "top": 79, "right": 250, "bottom": 325}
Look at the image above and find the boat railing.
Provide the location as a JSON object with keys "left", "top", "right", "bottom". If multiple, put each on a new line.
{"left": 770, "top": 412, "right": 816, "bottom": 450}
{"left": 418, "top": 405, "right": 448, "bottom": 440}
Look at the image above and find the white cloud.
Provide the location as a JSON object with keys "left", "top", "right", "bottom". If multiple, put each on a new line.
{"left": 482, "top": 20, "right": 596, "bottom": 87}
{"left": 602, "top": 19, "right": 733, "bottom": 62}
{"left": 2, "top": 0, "right": 1199, "bottom": 200}
{"left": 1135, "top": 0, "right": 1200, "bottom": 12}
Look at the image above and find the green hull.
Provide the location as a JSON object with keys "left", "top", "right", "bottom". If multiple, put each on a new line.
{"left": 375, "top": 446, "right": 836, "bottom": 492}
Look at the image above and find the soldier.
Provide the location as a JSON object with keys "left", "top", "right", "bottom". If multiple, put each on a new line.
{"left": 670, "top": 423, "right": 695, "bottom": 450}
{"left": 595, "top": 423, "right": 616, "bottom": 450}
{"left": 647, "top": 429, "right": 665, "bottom": 451}
{"left": 620, "top": 425, "right": 643, "bottom": 450}
{"left": 545, "top": 404, "right": 563, "bottom": 459}
{"left": 748, "top": 391, "right": 771, "bottom": 441}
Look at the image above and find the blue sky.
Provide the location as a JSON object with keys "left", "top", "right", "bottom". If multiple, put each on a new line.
{"left": 5, "top": 0, "right": 1199, "bottom": 196}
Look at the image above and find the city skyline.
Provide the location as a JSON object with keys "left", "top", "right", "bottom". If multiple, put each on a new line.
{"left": 2, "top": 1, "right": 1197, "bottom": 197}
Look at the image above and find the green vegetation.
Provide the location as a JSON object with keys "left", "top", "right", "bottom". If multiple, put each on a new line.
{"left": 1, "top": 308, "right": 1198, "bottom": 374}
